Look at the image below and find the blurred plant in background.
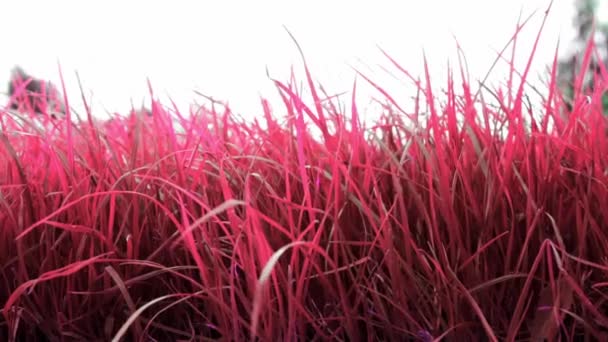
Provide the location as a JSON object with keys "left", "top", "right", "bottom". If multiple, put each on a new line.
{"left": 558, "top": 0, "right": 608, "bottom": 112}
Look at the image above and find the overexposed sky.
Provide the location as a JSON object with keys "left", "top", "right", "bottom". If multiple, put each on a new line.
{"left": 0, "top": 0, "right": 590, "bottom": 121}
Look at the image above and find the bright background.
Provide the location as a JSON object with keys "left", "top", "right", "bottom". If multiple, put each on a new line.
{"left": 0, "top": 0, "right": 597, "bottom": 122}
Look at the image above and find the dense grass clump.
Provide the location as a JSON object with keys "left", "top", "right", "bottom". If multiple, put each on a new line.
{"left": 2, "top": 16, "right": 608, "bottom": 342}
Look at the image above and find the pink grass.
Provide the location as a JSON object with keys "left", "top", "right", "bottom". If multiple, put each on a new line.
{"left": 2, "top": 7, "right": 608, "bottom": 341}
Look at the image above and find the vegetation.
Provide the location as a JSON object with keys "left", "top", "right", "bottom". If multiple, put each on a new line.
{"left": 1, "top": 4, "right": 608, "bottom": 341}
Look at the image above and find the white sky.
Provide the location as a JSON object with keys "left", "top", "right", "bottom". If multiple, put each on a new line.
{"left": 0, "top": 0, "right": 595, "bottom": 122}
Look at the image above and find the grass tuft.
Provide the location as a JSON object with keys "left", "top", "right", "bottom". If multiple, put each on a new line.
{"left": 2, "top": 10, "right": 608, "bottom": 341}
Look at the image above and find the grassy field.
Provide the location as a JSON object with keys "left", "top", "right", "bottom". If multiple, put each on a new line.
{"left": 1, "top": 14, "right": 608, "bottom": 341}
